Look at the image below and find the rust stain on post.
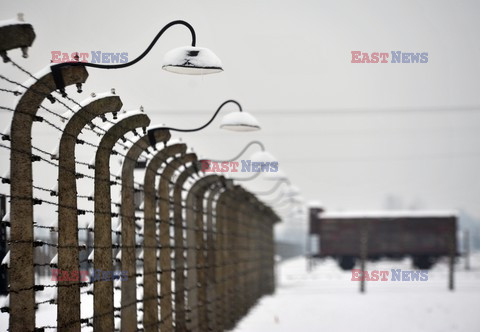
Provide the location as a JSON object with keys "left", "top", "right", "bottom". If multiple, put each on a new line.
{"left": 142, "top": 143, "right": 186, "bottom": 332}
{"left": 9, "top": 66, "right": 88, "bottom": 332}
{"left": 94, "top": 114, "right": 150, "bottom": 331}
{"left": 58, "top": 96, "right": 122, "bottom": 332}
{"left": 120, "top": 130, "right": 170, "bottom": 332}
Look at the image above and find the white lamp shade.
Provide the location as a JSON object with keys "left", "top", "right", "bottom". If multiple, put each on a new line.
{"left": 162, "top": 46, "right": 223, "bottom": 75}
{"left": 220, "top": 111, "right": 261, "bottom": 132}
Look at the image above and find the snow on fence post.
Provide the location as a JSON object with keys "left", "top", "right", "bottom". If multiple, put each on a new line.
{"left": 143, "top": 143, "right": 186, "bottom": 331}
{"left": 57, "top": 95, "right": 122, "bottom": 331}
{"left": 93, "top": 114, "right": 151, "bottom": 331}
{"left": 173, "top": 163, "right": 199, "bottom": 331}
{"left": 158, "top": 153, "right": 197, "bottom": 332}
{"left": 120, "top": 129, "right": 171, "bottom": 332}
{"left": 8, "top": 62, "right": 87, "bottom": 331}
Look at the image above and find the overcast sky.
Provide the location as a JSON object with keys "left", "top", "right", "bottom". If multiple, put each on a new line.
{"left": 1, "top": 0, "right": 479, "bottom": 242}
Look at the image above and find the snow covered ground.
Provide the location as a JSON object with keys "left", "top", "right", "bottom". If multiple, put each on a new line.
{"left": 233, "top": 253, "right": 480, "bottom": 332}
{"left": 1, "top": 254, "right": 478, "bottom": 331}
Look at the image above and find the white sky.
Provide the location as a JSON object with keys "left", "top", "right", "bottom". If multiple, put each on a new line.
{"left": 1, "top": 0, "right": 480, "bottom": 241}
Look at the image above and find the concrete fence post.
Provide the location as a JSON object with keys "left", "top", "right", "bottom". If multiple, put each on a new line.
{"left": 158, "top": 153, "right": 197, "bottom": 332}
{"left": 8, "top": 64, "right": 87, "bottom": 332}
{"left": 120, "top": 130, "right": 171, "bottom": 332}
{"left": 172, "top": 164, "right": 199, "bottom": 332}
{"left": 213, "top": 186, "right": 230, "bottom": 331}
{"left": 205, "top": 180, "right": 225, "bottom": 332}
{"left": 143, "top": 143, "right": 186, "bottom": 332}
{"left": 57, "top": 95, "right": 122, "bottom": 331}
{"left": 93, "top": 114, "right": 150, "bottom": 331}
{"left": 185, "top": 175, "right": 220, "bottom": 332}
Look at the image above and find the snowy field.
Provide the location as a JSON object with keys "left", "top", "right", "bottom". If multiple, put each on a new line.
{"left": 233, "top": 254, "right": 480, "bottom": 332}
{"left": 1, "top": 254, "right": 479, "bottom": 331}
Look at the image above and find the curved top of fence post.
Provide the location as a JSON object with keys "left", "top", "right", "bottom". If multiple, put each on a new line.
{"left": 95, "top": 114, "right": 150, "bottom": 166}
{"left": 64, "top": 95, "right": 122, "bottom": 138}
{"left": 56, "top": 95, "right": 122, "bottom": 332}
{"left": 93, "top": 113, "right": 150, "bottom": 332}
{"left": 121, "top": 129, "right": 171, "bottom": 181}
{"left": 144, "top": 143, "right": 187, "bottom": 186}
{"left": 8, "top": 65, "right": 88, "bottom": 332}
{"left": 120, "top": 129, "right": 171, "bottom": 331}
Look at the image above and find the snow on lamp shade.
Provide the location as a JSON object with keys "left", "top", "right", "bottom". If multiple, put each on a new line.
{"left": 220, "top": 112, "right": 261, "bottom": 132}
{"left": 162, "top": 46, "right": 223, "bottom": 75}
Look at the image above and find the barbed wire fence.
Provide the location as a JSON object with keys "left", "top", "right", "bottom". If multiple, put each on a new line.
{"left": 0, "top": 17, "right": 280, "bottom": 332}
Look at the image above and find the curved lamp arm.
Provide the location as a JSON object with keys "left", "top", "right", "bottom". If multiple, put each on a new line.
{"left": 51, "top": 20, "right": 196, "bottom": 93}
{"left": 147, "top": 100, "right": 242, "bottom": 146}
{"left": 201, "top": 140, "right": 265, "bottom": 164}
